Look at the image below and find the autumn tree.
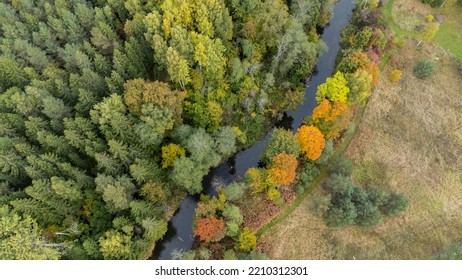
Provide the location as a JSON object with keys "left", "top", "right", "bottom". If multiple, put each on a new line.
{"left": 268, "top": 152, "right": 298, "bottom": 186}
{"left": 346, "top": 69, "right": 372, "bottom": 104}
{"left": 123, "top": 79, "right": 185, "bottom": 122}
{"left": 316, "top": 71, "right": 350, "bottom": 103}
{"left": 312, "top": 99, "right": 348, "bottom": 123}
{"left": 245, "top": 167, "right": 268, "bottom": 193}
{"left": 161, "top": 143, "right": 186, "bottom": 169}
{"left": 337, "top": 51, "right": 371, "bottom": 74}
{"left": 266, "top": 186, "right": 283, "bottom": 204}
{"left": 297, "top": 125, "right": 326, "bottom": 161}
{"left": 235, "top": 227, "right": 256, "bottom": 252}
{"left": 261, "top": 128, "right": 300, "bottom": 164}
{"left": 194, "top": 216, "right": 227, "bottom": 242}
{"left": 0, "top": 0, "right": 340, "bottom": 260}
{"left": 140, "top": 181, "right": 167, "bottom": 204}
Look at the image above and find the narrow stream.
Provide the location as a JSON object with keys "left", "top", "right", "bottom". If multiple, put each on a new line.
{"left": 152, "top": 0, "right": 356, "bottom": 260}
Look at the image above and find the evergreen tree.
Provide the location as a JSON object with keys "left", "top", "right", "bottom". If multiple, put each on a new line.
{"left": 0, "top": 206, "right": 61, "bottom": 260}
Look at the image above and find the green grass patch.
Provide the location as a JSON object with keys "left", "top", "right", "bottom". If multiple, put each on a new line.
{"left": 385, "top": 0, "right": 462, "bottom": 60}
{"left": 384, "top": 0, "right": 416, "bottom": 39}
{"left": 434, "top": 21, "right": 462, "bottom": 60}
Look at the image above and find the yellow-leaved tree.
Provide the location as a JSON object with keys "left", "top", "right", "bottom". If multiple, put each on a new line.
{"left": 161, "top": 143, "right": 186, "bottom": 168}
{"left": 244, "top": 167, "right": 267, "bottom": 193}
{"left": 316, "top": 71, "right": 350, "bottom": 103}
{"left": 235, "top": 227, "right": 256, "bottom": 252}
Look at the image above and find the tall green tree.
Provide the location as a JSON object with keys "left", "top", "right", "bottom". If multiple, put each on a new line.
{"left": 0, "top": 206, "right": 61, "bottom": 260}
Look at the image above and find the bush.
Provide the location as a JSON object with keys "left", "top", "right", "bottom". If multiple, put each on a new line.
{"left": 235, "top": 227, "right": 256, "bottom": 253}
{"left": 414, "top": 60, "right": 436, "bottom": 79}
{"left": 422, "top": 23, "right": 439, "bottom": 42}
{"left": 295, "top": 163, "right": 320, "bottom": 194}
{"left": 352, "top": 188, "right": 383, "bottom": 227}
{"left": 321, "top": 174, "right": 408, "bottom": 228}
{"left": 323, "top": 174, "right": 355, "bottom": 203}
{"left": 327, "top": 156, "right": 353, "bottom": 176}
{"left": 222, "top": 204, "right": 243, "bottom": 225}
{"left": 315, "top": 140, "right": 334, "bottom": 166}
{"left": 324, "top": 198, "right": 357, "bottom": 227}
{"left": 355, "top": 200, "right": 383, "bottom": 227}
{"left": 381, "top": 192, "right": 409, "bottom": 216}
{"left": 389, "top": 69, "right": 403, "bottom": 82}
{"left": 197, "top": 247, "right": 212, "bottom": 260}
{"left": 225, "top": 222, "right": 240, "bottom": 237}
{"left": 432, "top": 243, "right": 462, "bottom": 260}
{"left": 266, "top": 187, "right": 283, "bottom": 205}
{"left": 367, "top": 186, "right": 390, "bottom": 207}
{"left": 238, "top": 251, "right": 270, "bottom": 260}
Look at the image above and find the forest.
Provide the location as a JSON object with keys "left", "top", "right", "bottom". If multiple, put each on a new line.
{"left": 0, "top": 0, "right": 336, "bottom": 259}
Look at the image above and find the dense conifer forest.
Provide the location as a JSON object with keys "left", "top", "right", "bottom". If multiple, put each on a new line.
{"left": 0, "top": 0, "right": 335, "bottom": 259}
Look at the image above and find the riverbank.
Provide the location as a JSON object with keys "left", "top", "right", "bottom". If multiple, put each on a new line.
{"left": 152, "top": 0, "right": 357, "bottom": 259}
{"left": 258, "top": 19, "right": 462, "bottom": 259}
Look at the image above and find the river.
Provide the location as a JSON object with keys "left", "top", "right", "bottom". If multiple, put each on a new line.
{"left": 152, "top": 0, "right": 356, "bottom": 260}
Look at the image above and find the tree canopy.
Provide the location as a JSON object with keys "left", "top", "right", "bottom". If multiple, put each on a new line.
{"left": 0, "top": 0, "right": 335, "bottom": 259}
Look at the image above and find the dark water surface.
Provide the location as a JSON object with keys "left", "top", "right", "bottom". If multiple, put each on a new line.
{"left": 152, "top": 0, "right": 355, "bottom": 260}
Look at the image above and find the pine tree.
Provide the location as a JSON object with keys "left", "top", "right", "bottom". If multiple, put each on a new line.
{"left": 0, "top": 56, "right": 29, "bottom": 91}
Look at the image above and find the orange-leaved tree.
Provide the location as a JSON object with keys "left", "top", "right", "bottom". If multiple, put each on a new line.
{"left": 297, "top": 125, "right": 326, "bottom": 160}
{"left": 194, "top": 216, "right": 227, "bottom": 242}
{"left": 325, "top": 106, "right": 354, "bottom": 139}
{"left": 310, "top": 99, "right": 350, "bottom": 140}
{"left": 363, "top": 61, "right": 379, "bottom": 86}
{"left": 268, "top": 152, "right": 298, "bottom": 186}
{"left": 312, "top": 99, "right": 348, "bottom": 123}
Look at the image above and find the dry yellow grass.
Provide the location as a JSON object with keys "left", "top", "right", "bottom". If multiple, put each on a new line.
{"left": 258, "top": 40, "right": 462, "bottom": 259}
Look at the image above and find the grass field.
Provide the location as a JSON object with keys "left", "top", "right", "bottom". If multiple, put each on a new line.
{"left": 258, "top": 37, "right": 462, "bottom": 259}
{"left": 385, "top": 0, "right": 462, "bottom": 60}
